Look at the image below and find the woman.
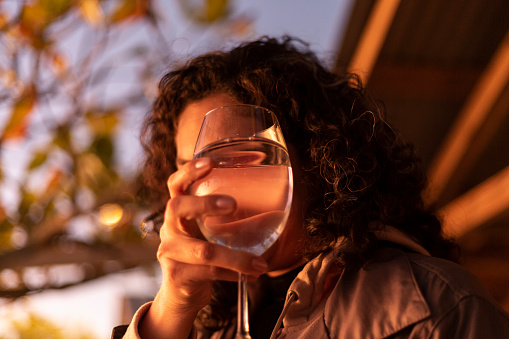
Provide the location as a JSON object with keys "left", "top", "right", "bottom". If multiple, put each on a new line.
{"left": 113, "top": 37, "right": 509, "bottom": 338}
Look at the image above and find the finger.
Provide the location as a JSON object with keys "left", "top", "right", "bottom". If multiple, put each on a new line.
{"left": 162, "top": 259, "right": 241, "bottom": 284}
{"left": 168, "top": 158, "right": 213, "bottom": 197}
{"left": 160, "top": 194, "right": 235, "bottom": 242}
{"left": 166, "top": 194, "right": 236, "bottom": 222}
{"left": 158, "top": 236, "right": 268, "bottom": 277}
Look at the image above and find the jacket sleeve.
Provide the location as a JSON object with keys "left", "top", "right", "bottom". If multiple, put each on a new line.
{"left": 111, "top": 302, "right": 152, "bottom": 339}
{"left": 430, "top": 295, "right": 509, "bottom": 339}
{"left": 110, "top": 302, "right": 201, "bottom": 339}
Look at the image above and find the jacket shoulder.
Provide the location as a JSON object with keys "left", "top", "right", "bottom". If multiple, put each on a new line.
{"left": 404, "top": 251, "right": 504, "bottom": 310}
{"left": 404, "top": 251, "right": 509, "bottom": 337}
{"left": 324, "top": 247, "right": 509, "bottom": 338}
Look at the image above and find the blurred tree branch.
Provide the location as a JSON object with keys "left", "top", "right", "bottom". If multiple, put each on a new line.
{"left": 0, "top": 0, "right": 252, "bottom": 299}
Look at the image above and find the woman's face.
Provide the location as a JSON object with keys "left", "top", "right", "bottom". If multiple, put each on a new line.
{"left": 175, "top": 92, "right": 307, "bottom": 274}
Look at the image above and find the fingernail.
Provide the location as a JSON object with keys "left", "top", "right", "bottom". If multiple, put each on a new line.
{"left": 252, "top": 257, "right": 268, "bottom": 272}
{"left": 195, "top": 158, "right": 211, "bottom": 169}
{"left": 215, "top": 197, "right": 234, "bottom": 209}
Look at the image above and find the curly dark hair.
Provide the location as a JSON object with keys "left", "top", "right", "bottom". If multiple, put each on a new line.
{"left": 140, "top": 36, "right": 458, "bottom": 330}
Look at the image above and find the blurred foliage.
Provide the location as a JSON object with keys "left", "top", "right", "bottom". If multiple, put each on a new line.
{"left": 0, "top": 0, "right": 162, "bottom": 259}
{"left": 0, "top": 0, "right": 253, "bottom": 298}
{"left": 1, "top": 311, "right": 96, "bottom": 339}
{"left": 179, "top": 0, "right": 230, "bottom": 24}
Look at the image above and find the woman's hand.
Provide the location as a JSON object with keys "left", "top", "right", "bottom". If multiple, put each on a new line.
{"left": 138, "top": 158, "right": 268, "bottom": 339}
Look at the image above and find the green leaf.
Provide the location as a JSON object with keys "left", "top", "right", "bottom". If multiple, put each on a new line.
{"left": 204, "top": 0, "right": 229, "bottom": 23}
{"left": 53, "top": 126, "right": 71, "bottom": 150}
{"left": 17, "top": 191, "right": 36, "bottom": 217}
{"left": 0, "top": 221, "right": 15, "bottom": 252}
{"left": 38, "top": 0, "right": 74, "bottom": 16}
{"left": 179, "top": 0, "right": 230, "bottom": 24}
{"left": 90, "top": 135, "right": 114, "bottom": 168}
{"left": 8, "top": 311, "right": 98, "bottom": 339}
{"left": 28, "top": 152, "right": 48, "bottom": 170}
{"left": 85, "top": 110, "right": 119, "bottom": 135}
{"left": 12, "top": 313, "right": 65, "bottom": 338}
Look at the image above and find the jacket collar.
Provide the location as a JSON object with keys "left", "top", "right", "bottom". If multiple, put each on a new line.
{"left": 282, "top": 250, "right": 340, "bottom": 327}
{"left": 279, "top": 228, "right": 431, "bottom": 338}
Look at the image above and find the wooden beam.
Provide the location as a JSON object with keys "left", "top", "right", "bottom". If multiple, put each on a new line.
{"left": 369, "top": 62, "right": 480, "bottom": 101}
{"left": 0, "top": 240, "right": 158, "bottom": 270}
{"left": 435, "top": 83, "right": 509, "bottom": 203}
{"left": 426, "top": 29, "right": 509, "bottom": 204}
{"left": 347, "top": 0, "right": 401, "bottom": 85}
{"left": 440, "top": 165, "right": 509, "bottom": 237}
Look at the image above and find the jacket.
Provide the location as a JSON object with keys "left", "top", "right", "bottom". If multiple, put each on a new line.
{"left": 113, "top": 227, "right": 509, "bottom": 338}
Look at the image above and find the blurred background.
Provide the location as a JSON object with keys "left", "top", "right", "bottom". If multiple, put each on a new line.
{"left": 0, "top": 0, "right": 507, "bottom": 337}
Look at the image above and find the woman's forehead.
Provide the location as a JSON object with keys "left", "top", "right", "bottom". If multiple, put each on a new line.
{"left": 175, "top": 93, "right": 240, "bottom": 161}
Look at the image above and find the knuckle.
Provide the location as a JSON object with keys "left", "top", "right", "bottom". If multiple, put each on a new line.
{"left": 157, "top": 243, "right": 191, "bottom": 283}
{"left": 168, "top": 197, "right": 181, "bottom": 214}
{"left": 157, "top": 248, "right": 181, "bottom": 281}
{"left": 167, "top": 173, "right": 176, "bottom": 191}
{"left": 193, "top": 241, "right": 214, "bottom": 262}
{"left": 165, "top": 261, "right": 182, "bottom": 281}
{"left": 156, "top": 243, "right": 169, "bottom": 262}
{"left": 168, "top": 196, "right": 205, "bottom": 221}
{"left": 165, "top": 198, "right": 188, "bottom": 229}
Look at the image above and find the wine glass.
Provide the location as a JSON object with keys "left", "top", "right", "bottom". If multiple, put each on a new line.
{"left": 190, "top": 105, "right": 293, "bottom": 339}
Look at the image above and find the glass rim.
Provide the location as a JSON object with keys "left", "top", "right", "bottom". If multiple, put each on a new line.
{"left": 194, "top": 104, "right": 287, "bottom": 156}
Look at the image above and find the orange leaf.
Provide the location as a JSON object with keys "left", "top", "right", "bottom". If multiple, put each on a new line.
{"left": 3, "top": 85, "right": 37, "bottom": 140}
{"left": 228, "top": 16, "right": 254, "bottom": 37}
{"left": 109, "top": 0, "right": 149, "bottom": 23}
{"left": 18, "top": 0, "right": 72, "bottom": 48}
{"left": 0, "top": 205, "right": 5, "bottom": 222}
{"left": 0, "top": 13, "right": 8, "bottom": 29}
{"left": 45, "top": 169, "right": 63, "bottom": 195}
{"left": 80, "top": 0, "right": 104, "bottom": 26}
{"left": 19, "top": 3, "right": 48, "bottom": 35}
{"left": 49, "top": 51, "right": 68, "bottom": 75}
{"left": 0, "top": 68, "right": 17, "bottom": 88}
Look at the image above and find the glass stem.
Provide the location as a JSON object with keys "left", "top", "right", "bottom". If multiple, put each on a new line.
{"left": 236, "top": 272, "right": 252, "bottom": 339}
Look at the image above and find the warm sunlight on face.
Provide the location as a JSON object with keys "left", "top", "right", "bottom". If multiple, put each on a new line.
{"left": 175, "top": 92, "right": 240, "bottom": 168}
{"left": 177, "top": 93, "right": 308, "bottom": 274}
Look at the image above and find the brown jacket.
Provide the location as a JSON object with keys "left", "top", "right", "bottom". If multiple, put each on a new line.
{"left": 114, "top": 229, "right": 509, "bottom": 338}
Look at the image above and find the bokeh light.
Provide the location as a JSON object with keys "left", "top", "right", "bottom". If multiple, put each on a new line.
{"left": 98, "top": 203, "right": 124, "bottom": 227}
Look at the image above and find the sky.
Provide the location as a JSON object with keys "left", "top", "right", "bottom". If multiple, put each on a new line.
{"left": 0, "top": 0, "right": 354, "bottom": 337}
